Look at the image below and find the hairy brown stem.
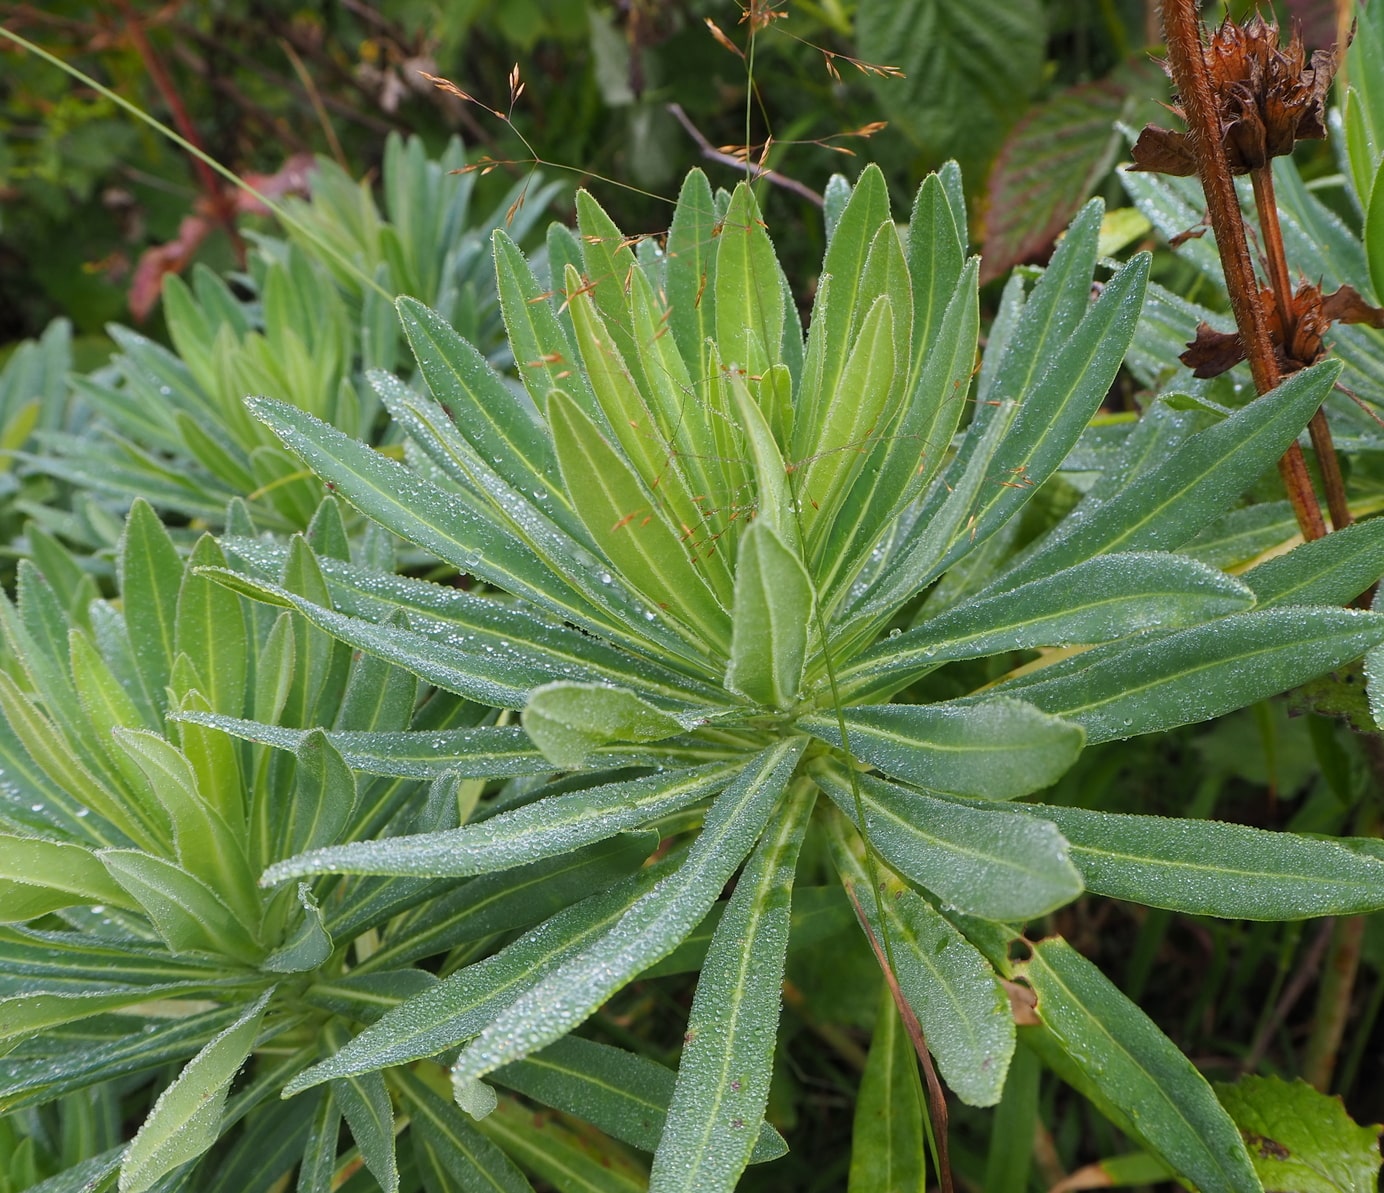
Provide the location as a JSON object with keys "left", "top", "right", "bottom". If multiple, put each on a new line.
{"left": 1161, "top": 0, "right": 1327, "bottom": 540}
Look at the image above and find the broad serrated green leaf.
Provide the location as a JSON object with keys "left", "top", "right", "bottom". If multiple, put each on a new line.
{"left": 450, "top": 740, "right": 804, "bottom": 1083}
{"left": 649, "top": 780, "right": 814, "bottom": 1191}
{"left": 983, "top": 607, "right": 1384, "bottom": 743}
{"left": 264, "top": 762, "right": 736, "bottom": 884}
{"left": 1214, "top": 1075, "right": 1382, "bottom": 1192}
{"left": 726, "top": 522, "right": 813, "bottom": 709}
{"left": 803, "top": 698, "right": 1083, "bottom": 801}
{"left": 812, "top": 762, "right": 1082, "bottom": 920}
{"left": 1024, "top": 939, "right": 1260, "bottom": 1193}
{"left": 119, "top": 990, "right": 271, "bottom": 1193}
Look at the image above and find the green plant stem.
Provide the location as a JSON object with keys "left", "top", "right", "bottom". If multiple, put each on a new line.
{"left": 1160, "top": 0, "right": 1327, "bottom": 541}
{"left": 1301, "top": 913, "right": 1365, "bottom": 1091}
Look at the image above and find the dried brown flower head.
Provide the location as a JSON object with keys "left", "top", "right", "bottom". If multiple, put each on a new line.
{"left": 1131, "top": 15, "right": 1339, "bottom": 176}
{"left": 1181, "top": 281, "right": 1384, "bottom": 378}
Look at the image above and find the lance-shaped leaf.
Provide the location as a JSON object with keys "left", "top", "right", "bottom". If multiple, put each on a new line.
{"left": 279, "top": 729, "right": 356, "bottom": 858}
{"left": 665, "top": 168, "right": 718, "bottom": 375}
{"left": 284, "top": 862, "right": 680, "bottom": 1092}
{"left": 812, "top": 762, "right": 1082, "bottom": 920}
{"left": 451, "top": 740, "right": 805, "bottom": 1083}
{"left": 477, "top": 1094, "right": 649, "bottom": 1192}
{"left": 993, "top": 359, "right": 1343, "bottom": 590}
{"left": 981, "top": 607, "right": 1384, "bottom": 743}
{"left": 395, "top": 1069, "right": 534, "bottom": 1193}
{"left": 802, "top": 698, "right": 1083, "bottom": 801}
{"left": 119, "top": 498, "right": 183, "bottom": 714}
{"left": 0, "top": 835, "right": 137, "bottom": 921}
{"left": 836, "top": 552, "right": 1254, "bottom": 702}
{"left": 262, "top": 883, "right": 333, "bottom": 973}
{"left": 650, "top": 780, "right": 814, "bottom": 1191}
{"left": 726, "top": 522, "right": 814, "bottom": 710}
{"left": 1243, "top": 517, "right": 1384, "bottom": 608}
{"left": 1024, "top": 938, "right": 1259, "bottom": 1193}
{"left": 715, "top": 181, "right": 785, "bottom": 380}
{"left": 997, "top": 801, "right": 1384, "bottom": 918}
{"left": 99, "top": 850, "right": 262, "bottom": 964}
{"left": 492, "top": 1036, "right": 786, "bottom": 1165}
{"left": 523, "top": 682, "right": 693, "bottom": 769}
{"left": 829, "top": 813, "right": 1013, "bottom": 1107}
{"left": 119, "top": 990, "right": 271, "bottom": 1193}
{"left": 326, "top": 1021, "right": 398, "bottom": 1193}
{"left": 548, "top": 389, "right": 731, "bottom": 652}
{"left": 264, "top": 762, "right": 736, "bottom": 884}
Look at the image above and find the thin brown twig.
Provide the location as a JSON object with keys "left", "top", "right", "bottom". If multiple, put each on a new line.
{"left": 1242, "top": 916, "right": 1334, "bottom": 1073}
{"left": 666, "top": 102, "right": 823, "bottom": 208}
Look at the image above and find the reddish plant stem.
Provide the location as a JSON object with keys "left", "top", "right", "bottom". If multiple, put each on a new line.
{"left": 113, "top": 0, "right": 244, "bottom": 264}
{"left": 1161, "top": 0, "right": 1327, "bottom": 541}
{"left": 1250, "top": 166, "right": 1353, "bottom": 531}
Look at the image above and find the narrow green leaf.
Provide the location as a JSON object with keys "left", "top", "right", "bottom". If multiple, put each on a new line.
{"left": 119, "top": 990, "right": 271, "bottom": 1193}
{"left": 327, "top": 1019, "right": 398, "bottom": 1193}
{"left": 830, "top": 814, "right": 1014, "bottom": 1107}
{"left": 264, "top": 762, "right": 737, "bottom": 884}
{"left": 1024, "top": 938, "right": 1259, "bottom": 1193}
{"left": 1243, "top": 518, "right": 1384, "bottom": 608}
{"left": 998, "top": 800, "right": 1384, "bottom": 919}
{"left": 294, "top": 1090, "right": 341, "bottom": 1193}
{"left": 714, "top": 181, "right": 785, "bottom": 380}
{"left": 649, "top": 779, "right": 814, "bottom": 1192}
{"left": 812, "top": 761, "right": 1082, "bottom": 920}
{"left": 395, "top": 1069, "right": 535, "bottom": 1193}
{"left": 451, "top": 740, "right": 805, "bottom": 1083}
{"left": 547, "top": 388, "right": 730, "bottom": 651}
{"left": 665, "top": 169, "right": 718, "bottom": 375}
{"left": 492, "top": 1036, "right": 786, "bottom": 1164}
{"left": 837, "top": 553, "right": 1254, "bottom": 702}
{"left": 997, "top": 360, "right": 1343, "bottom": 589}
{"left": 98, "top": 850, "right": 261, "bottom": 964}
{"left": 523, "top": 682, "right": 692, "bottom": 769}
{"left": 476, "top": 1093, "right": 648, "bottom": 1193}
{"left": 174, "top": 536, "right": 247, "bottom": 718}
{"left": 262, "top": 883, "right": 333, "bottom": 973}
{"left": 726, "top": 521, "right": 814, "bottom": 709}
{"left": 803, "top": 698, "right": 1084, "bottom": 801}
{"left": 983, "top": 607, "right": 1384, "bottom": 743}
{"left": 118, "top": 499, "right": 183, "bottom": 713}
{"left": 280, "top": 728, "right": 356, "bottom": 858}
{"left": 0, "top": 835, "right": 137, "bottom": 920}
{"left": 847, "top": 986, "right": 927, "bottom": 1193}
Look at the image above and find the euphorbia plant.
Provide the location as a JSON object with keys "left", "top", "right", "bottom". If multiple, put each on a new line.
{"left": 171, "top": 165, "right": 1384, "bottom": 1190}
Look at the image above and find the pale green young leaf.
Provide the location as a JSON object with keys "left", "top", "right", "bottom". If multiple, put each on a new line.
{"left": 98, "top": 850, "right": 262, "bottom": 964}
{"left": 649, "top": 780, "right": 814, "bottom": 1192}
{"left": 799, "top": 295, "right": 896, "bottom": 558}
{"left": 836, "top": 552, "right": 1255, "bottom": 702}
{"left": 110, "top": 729, "right": 258, "bottom": 927}
{"left": 714, "top": 181, "right": 784, "bottom": 380}
{"left": 803, "top": 698, "right": 1083, "bottom": 801}
{"left": 522, "top": 681, "right": 692, "bottom": 769}
{"left": 264, "top": 762, "right": 736, "bottom": 884}
{"left": 829, "top": 816, "right": 1013, "bottom": 1107}
{"left": 547, "top": 389, "right": 730, "bottom": 652}
{"left": 982, "top": 607, "right": 1384, "bottom": 743}
{"left": 395, "top": 1069, "right": 535, "bottom": 1193}
{"left": 281, "top": 729, "right": 357, "bottom": 858}
{"left": 174, "top": 536, "right": 248, "bottom": 718}
{"left": 575, "top": 189, "right": 644, "bottom": 385}
{"left": 1024, "top": 939, "right": 1260, "bottom": 1193}
{"left": 906, "top": 171, "right": 966, "bottom": 381}
{"left": 118, "top": 500, "right": 184, "bottom": 712}
{"left": 665, "top": 168, "right": 718, "bottom": 374}
{"left": 451, "top": 740, "right": 804, "bottom": 1083}
{"left": 726, "top": 521, "right": 814, "bottom": 710}
{"left": 278, "top": 536, "right": 349, "bottom": 731}
{"left": 997, "top": 801, "right": 1384, "bottom": 919}
{"left": 262, "top": 883, "right": 333, "bottom": 973}
{"left": 812, "top": 762, "right": 1082, "bottom": 920}
{"left": 175, "top": 689, "right": 246, "bottom": 837}
{"left": 254, "top": 613, "right": 295, "bottom": 727}
{"left": 848, "top": 986, "right": 927, "bottom": 1193}
{"left": 68, "top": 625, "right": 162, "bottom": 795}
{"left": 492, "top": 1036, "right": 786, "bottom": 1164}
{"left": 0, "top": 835, "right": 136, "bottom": 919}
{"left": 119, "top": 990, "right": 271, "bottom": 1193}
{"left": 724, "top": 369, "right": 796, "bottom": 554}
